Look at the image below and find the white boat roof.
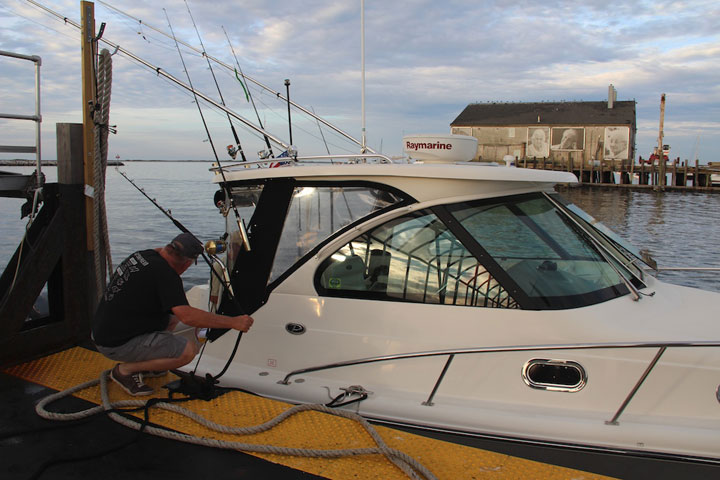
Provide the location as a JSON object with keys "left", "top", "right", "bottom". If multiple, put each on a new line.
{"left": 213, "top": 160, "right": 578, "bottom": 203}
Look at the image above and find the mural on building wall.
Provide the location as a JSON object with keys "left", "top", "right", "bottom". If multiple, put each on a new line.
{"left": 550, "top": 127, "right": 585, "bottom": 151}
{"left": 526, "top": 127, "right": 550, "bottom": 158}
{"left": 604, "top": 126, "right": 629, "bottom": 159}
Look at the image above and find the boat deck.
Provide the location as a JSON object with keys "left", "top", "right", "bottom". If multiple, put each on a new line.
{"left": 0, "top": 346, "right": 716, "bottom": 479}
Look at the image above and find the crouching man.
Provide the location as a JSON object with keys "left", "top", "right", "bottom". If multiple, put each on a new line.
{"left": 92, "top": 232, "right": 253, "bottom": 396}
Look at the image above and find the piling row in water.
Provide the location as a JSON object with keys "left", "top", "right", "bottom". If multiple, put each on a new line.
{"left": 519, "top": 157, "right": 720, "bottom": 192}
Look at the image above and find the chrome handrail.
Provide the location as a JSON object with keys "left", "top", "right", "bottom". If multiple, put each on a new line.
{"left": 209, "top": 154, "right": 395, "bottom": 172}
{"left": 278, "top": 340, "right": 720, "bottom": 425}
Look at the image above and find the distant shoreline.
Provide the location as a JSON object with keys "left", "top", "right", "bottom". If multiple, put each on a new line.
{"left": 0, "top": 159, "right": 215, "bottom": 166}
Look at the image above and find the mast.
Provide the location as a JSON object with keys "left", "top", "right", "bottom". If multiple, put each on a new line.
{"left": 360, "top": 0, "right": 367, "bottom": 153}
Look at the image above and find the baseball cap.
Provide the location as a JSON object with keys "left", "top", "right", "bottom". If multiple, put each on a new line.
{"left": 170, "top": 232, "right": 203, "bottom": 259}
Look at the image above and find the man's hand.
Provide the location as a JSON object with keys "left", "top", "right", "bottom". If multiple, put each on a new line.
{"left": 233, "top": 314, "right": 254, "bottom": 332}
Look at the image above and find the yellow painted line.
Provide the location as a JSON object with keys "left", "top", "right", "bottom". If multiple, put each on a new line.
{"left": 4, "top": 347, "right": 616, "bottom": 480}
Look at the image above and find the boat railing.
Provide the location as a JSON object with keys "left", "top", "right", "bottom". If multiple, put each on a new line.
{"left": 0, "top": 50, "right": 43, "bottom": 209}
{"left": 210, "top": 153, "right": 396, "bottom": 172}
{"left": 278, "top": 340, "right": 720, "bottom": 425}
{"left": 0, "top": 50, "right": 42, "bottom": 166}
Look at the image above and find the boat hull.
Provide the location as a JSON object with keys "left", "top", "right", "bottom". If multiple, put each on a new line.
{"left": 188, "top": 278, "right": 720, "bottom": 461}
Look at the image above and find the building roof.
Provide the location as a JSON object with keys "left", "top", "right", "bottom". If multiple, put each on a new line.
{"left": 451, "top": 101, "right": 635, "bottom": 127}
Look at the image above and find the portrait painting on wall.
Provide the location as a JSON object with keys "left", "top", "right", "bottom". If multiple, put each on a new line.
{"left": 526, "top": 127, "right": 550, "bottom": 158}
{"left": 550, "top": 127, "right": 585, "bottom": 151}
{"left": 604, "top": 126, "right": 629, "bottom": 159}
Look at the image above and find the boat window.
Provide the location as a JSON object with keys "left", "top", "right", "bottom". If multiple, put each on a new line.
{"left": 316, "top": 210, "right": 518, "bottom": 308}
{"left": 447, "top": 193, "right": 637, "bottom": 308}
{"left": 548, "top": 193, "right": 651, "bottom": 276}
{"left": 270, "top": 186, "right": 405, "bottom": 283}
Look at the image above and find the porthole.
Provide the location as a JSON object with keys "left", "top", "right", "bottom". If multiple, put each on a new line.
{"left": 522, "top": 359, "right": 587, "bottom": 392}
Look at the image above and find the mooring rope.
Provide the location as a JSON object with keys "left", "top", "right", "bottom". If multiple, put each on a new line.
{"left": 35, "top": 370, "right": 437, "bottom": 480}
{"left": 93, "top": 48, "right": 113, "bottom": 298}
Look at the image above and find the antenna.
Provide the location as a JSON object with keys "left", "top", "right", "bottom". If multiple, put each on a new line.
{"left": 284, "top": 79, "right": 293, "bottom": 148}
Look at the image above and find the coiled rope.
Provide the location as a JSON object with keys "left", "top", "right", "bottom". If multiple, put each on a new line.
{"left": 35, "top": 370, "right": 437, "bottom": 480}
{"left": 93, "top": 48, "right": 113, "bottom": 297}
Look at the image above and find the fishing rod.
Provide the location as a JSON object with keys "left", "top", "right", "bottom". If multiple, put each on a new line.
{"left": 163, "top": 8, "right": 250, "bottom": 252}
{"left": 164, "top": 8, "right": 251, "bottom": 267}
{"left": 24, "top": 0, "right": 289, "bottom": 151}
{"left": 90, "top": 0, "right": 373, "bottom": 152}
{"left": 114, "top": 168, "right": 207, "bottom": 261}
{"left": 164, "top": 8, "right": 220, "bottom": 163}
{"left": 222, "top": 25, "right": 274, "bottom": 158}
{"left": 184, "top": 0, "right": 247, "bottom": 162}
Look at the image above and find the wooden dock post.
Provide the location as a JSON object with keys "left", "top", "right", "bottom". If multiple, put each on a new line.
{"left": 0, "top": 124, "right": 96, "bottom": 366}
{"left": 81, "top": 0, "right": 96, "bottom": 250}
{"left": 57, "top": 123, "right": 97, "bottom": 340}
{"left": 578, "top": 155, "right": 584, "bottom": 184}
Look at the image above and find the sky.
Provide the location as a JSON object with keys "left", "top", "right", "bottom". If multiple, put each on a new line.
{"left": 1, "top": 0, "right": 719, "bottom": 162}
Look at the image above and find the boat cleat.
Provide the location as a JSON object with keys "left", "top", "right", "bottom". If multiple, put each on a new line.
{"left": 326, "top": 385, "right": 372, "bottom": 408}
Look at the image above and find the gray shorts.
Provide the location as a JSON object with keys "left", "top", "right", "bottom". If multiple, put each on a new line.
{"left": 95, "top": 331, "right": 188, "bottom": 363}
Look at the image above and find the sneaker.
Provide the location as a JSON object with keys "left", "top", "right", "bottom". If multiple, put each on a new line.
{"left": 142, "top": 370, "right": 169, "bottom": 378}
{"left": 110, "top": 364, "right": 154, "bottom": 396}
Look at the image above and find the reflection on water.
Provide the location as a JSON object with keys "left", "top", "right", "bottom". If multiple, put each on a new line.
{"left": 557, "top": 187, "right": 720, "bottom": 292}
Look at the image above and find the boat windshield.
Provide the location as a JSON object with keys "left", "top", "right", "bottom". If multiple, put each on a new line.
{"left": 547, "top": 193, "right": 655, "bottom": 272}
{"left": 447, "top": 193, "right": 643, "bottom": 308}
{"left": 270, "top": 185, "right": 405, "bottom": 283}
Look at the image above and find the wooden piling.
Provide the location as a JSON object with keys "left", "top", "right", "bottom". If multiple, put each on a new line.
{"left": 57, "top": 123, "right": 97, "bottom": 338}
{"left": 515, "top": 156, "right": 718, "bottom": 192}
{"left": 0, "top": 123, "right": 97, "bottom": 366}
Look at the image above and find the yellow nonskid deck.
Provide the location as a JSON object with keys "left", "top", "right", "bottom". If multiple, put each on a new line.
{"left": 4, "top": 347, "right": 615, "bottom": 480}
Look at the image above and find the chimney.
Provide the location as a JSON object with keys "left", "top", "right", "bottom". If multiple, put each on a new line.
{"left": 608, "top": 84, "right": 617, "bottom": 109}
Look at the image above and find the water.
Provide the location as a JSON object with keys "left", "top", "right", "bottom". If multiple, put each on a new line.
{"left": 559, "top": 186, "right": 720, "bottom": 292}
{"left": 1, "top": 162, "right": 221, "bottom": 288}
{"left": 2, "top": 163, "right": 720, "bottom": 292}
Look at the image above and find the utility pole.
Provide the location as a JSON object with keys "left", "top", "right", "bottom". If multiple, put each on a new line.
{"left": 658, "top": 93, "right": 666, "bottom": 186}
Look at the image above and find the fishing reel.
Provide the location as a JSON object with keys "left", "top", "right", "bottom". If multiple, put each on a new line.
{"left": 226, "top": 144, "right": 238, "bottom": 160}
{"left": 205, "top": 238, "right": 228, "bottom": 256}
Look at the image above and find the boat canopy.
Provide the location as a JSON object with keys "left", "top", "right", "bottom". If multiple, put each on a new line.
{"left": 211, "top": 168, "right": 642, "bottom": 316}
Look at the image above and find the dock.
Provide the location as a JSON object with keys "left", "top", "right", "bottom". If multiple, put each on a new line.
{"left": 4, "top": 346, "right": 720, "bottom": 480}
{"left": 518, "top": 157, "right": 720, "bottom": 192}
{"left": 2, "top": 346, "right": 623, "bottom": 480}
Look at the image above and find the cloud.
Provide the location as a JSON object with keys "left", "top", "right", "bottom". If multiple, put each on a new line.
{"left": 1, "top": 0, "right": 718, "bottom": 161}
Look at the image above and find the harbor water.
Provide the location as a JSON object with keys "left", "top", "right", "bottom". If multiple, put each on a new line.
{"left": 2, "top": 162, "right": 720, "bottom": 293}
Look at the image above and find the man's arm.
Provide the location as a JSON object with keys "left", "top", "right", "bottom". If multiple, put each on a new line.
{"left": 171, "top": 304, "right": 253, "bottom": 332}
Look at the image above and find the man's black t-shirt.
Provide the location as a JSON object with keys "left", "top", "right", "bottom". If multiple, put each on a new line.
{"left": 92, "top": 249, "right": 188, "bottom": 347}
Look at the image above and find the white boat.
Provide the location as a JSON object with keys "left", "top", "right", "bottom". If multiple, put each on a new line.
{"left": 185, "top": 138, "right": 720, "bottom": 466}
